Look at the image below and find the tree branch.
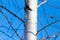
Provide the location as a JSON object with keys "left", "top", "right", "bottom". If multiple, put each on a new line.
{"left": 0, "top": 11, "right": 22, "bottom": 40}
{"left": 0, "top": 25, "right": 24, "bottom": 31}
{"left": 46, "top": 2, "right": 60, "bottom": 9}
{"left": 40, "top": 32, "right": 60, "bottom": 40}
{"left": 0, "top": 30, "right": 14, "bottom": 40}
{"left": 0, "top": 5, "right": 24, "bottom": 23}
{"left": 37, "top": 0, "right": 47, "bottom": 8}
{"left": 36, "top": 20, "right": 60, "bottom": 35}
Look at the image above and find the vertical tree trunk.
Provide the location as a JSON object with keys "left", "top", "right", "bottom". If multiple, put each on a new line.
{"left": 24, "top": 0, "right": 37, "bottom": 40}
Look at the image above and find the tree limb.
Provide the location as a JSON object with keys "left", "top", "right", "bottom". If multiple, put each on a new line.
{"left": 0, "top": 30, "right": 14, "bottom": 40}
{"left": 40, "top": 32, "right": 60, "bottom": 40}
{"left": 0, "top": 11, "right": 22, "bottom": 40}
{"left": 37, "top": 0, "right": 47, "bottom": 8}
{"left": 0, "top": 5, "right": 24, "bottom": 23}
{"left": 46, "top": 2, "right": 60, "bottom": 9}
{"left": 36, "top": 20, "right": 60, "bottom": 35}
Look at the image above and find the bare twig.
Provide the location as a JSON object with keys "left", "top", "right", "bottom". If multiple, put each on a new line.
{"left": 0, "top": 11, "right": 22, "bottom": 40}
{"left": 46, "top": 2, "right": 60, "bottom": 9}
{"left": 37, "top": 0, "right": 47, "bottom": 8}
{"left": 0, "top": 5, "right": 24, "bottom": 23}
{"left": 40, "top": 32, "right": 60, "bottom": 40}
{"left": 0, "top": 25, "right": 24, "bottom": 31}
{"left": 36, "top": 20, "right": 60, "bottom": 35}
{"left": 0, "top": 30, "right": 14, "bottom": 40}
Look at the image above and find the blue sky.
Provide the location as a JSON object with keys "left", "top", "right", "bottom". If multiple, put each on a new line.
{"left": 0, "top": 0, "right": 60, "bottom": 40}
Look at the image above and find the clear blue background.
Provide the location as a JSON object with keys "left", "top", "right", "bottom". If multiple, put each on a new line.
{"left": 0, "top": 0, "right": 60, "bottom": 40}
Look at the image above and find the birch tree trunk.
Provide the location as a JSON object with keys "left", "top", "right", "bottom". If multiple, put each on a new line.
{"left": 24, "top": 0, "right": 37, "bottom": 40}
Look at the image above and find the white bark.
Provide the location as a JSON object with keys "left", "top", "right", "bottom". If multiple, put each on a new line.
{"left": 24, "top": 0, "right": 37, "bottom": 40}
{"left": 37, "top": 0, "right": 47, "bottom": 8}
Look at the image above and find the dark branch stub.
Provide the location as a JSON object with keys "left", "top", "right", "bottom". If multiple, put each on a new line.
{"left": 24, "top": 5, "right": 32, "bottom": 11}
{"left": 24, "top": 0, "right": 32, "bottom": 11}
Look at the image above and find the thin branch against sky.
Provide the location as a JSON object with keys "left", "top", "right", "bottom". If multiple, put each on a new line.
{"left": 0, "top": 11, "right": 22, "bottom": 40}
{"left": 0, "top": 5, "right": 24, "bottom": 23}
{"left": 37, "top": 20, "right": 60, "bottom": 35}
{"left": 0, "top": 0, "right": 60, "bottom": 40}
